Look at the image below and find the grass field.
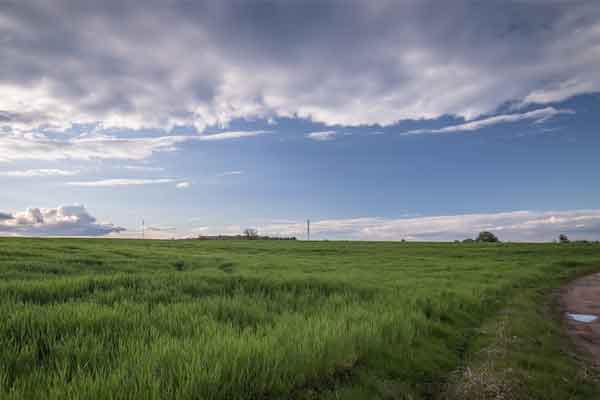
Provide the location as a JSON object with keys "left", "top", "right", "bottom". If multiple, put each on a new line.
{"left": 1, "top": 238, "right": 600, "bottom": 399}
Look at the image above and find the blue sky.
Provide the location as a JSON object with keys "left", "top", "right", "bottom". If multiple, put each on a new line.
{"left": 1, "top": 1, "right": 599, "bottom": 241}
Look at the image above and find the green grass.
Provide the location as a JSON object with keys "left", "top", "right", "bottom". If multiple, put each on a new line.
{"left": 0, "top": 238, "right": 599, "bottom": 399}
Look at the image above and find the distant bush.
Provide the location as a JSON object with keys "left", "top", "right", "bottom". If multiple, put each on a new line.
{"left": 559, "top": 234, "right": 570, "bottom": 243}
{"left": 573, "top": 240, "right": 592, "bottom": 245}
{"left": 462, "top": 238, "right": 475, "bottom": 243}
{"left": 476, "top": 231, "right": 499, "bottom": 243}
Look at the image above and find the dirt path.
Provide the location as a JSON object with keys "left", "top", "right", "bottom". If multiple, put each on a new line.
{"left": 562, "top": 271, "right": 600, "bottom": 367}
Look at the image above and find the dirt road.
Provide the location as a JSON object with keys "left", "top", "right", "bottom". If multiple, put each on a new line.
{"left": 562, "top": 271, "right": 600, "bottom": 367}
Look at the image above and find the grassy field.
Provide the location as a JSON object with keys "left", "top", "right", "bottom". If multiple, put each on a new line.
{"left": 1, "top": 238, "right": 600, "bottom": 399}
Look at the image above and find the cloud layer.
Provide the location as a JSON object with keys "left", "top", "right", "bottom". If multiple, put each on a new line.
{"left": 1, "top": 1, "right": 599, "bottom": 135}
{"left": 0, "top": 205, "right": 124, "bottom": 236}
{"left": 199, "top": 210, "right": 600, "bottom": 242}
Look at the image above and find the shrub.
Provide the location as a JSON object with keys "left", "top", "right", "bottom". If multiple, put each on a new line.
{"left": 559, "top": 234, "right": 570, "bottom": 244}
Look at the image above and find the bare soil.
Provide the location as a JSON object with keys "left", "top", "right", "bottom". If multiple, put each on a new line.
{"left": 561, "top": 271, "right": 600, "bottom": 367}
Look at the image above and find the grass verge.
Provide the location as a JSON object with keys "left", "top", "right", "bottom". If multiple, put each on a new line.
{"left": 441, "top": 267, "right": 600, "bottom": 400}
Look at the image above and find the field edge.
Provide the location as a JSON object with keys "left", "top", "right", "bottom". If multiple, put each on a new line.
{"left": 439, "top": 265, "right": 600, "bottom": 400}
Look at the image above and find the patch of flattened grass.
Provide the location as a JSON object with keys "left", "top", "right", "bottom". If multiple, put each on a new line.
{"left": 218, "top": 261, "right": 235, "bottom": 273}
{"left": 64, "top": 258, "right": 104, "bottom": 267}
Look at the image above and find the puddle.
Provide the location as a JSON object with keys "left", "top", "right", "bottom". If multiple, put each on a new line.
{"left": 567, "top": 313, "right": 598, "bottom": 323}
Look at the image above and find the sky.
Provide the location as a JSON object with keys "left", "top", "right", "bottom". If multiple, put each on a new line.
{"left": 1, "top": 0, "right": 599, "bottom": 241}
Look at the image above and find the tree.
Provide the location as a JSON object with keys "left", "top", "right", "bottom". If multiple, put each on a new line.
{"left": 243, "top": 228, "right": 259, "bottom": 240}
{"left": 476, "top": 231, "right": 499, "bottom": 243}
{"left": 559, "top": 234, "right": 570, "bottom": 243}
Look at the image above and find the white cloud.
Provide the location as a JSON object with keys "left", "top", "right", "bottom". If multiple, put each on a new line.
{"left": 306, "top": 131, "right": 337, "bottom": 141}
{"left": 194, "top": 210, "right": 600, "bottom": 242}
{"left": 0, "top": 168, "right": 79, "bottom": 177}
{"left": 176, "top": 181, "right": 191, "bottom": 189}
{"left": 403, "top": 107, "right": 575, "bottom": 135}
{"left": 66, "top": 178, "right": 176, "bottom": 187}
{"left": 146, "top": 225, "right": 176, "bottom": 232}
{"left": 122, "top": 165, "right": 165, "bottom": 172}
{"left": 217, "top": 170, "right": 244, "bottom": 177}
{"left": 197, "top": 131, "right": 269, "bottom": 141}
{"left": 524, "top": 79, "right": 598, "bottom": 105}
{"left": 0, "top": 131, "right": 267, "bottom": 162}
{"left": 0, "top": 134, "right": 187, "bottom": 162}
{"left": 0, "top": 205, "right": 123, "bottom": 236}
{"left": 1, "top": 2, "right": 598, "bottom": 132}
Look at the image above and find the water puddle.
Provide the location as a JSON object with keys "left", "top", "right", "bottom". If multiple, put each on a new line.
{"left": 566, "top": 313, "right": 598, "bottom": 323}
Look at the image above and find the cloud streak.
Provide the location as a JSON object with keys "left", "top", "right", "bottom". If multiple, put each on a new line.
{"left": 197, "top": 131, "right": 269, "bottom": 141}
{"left": 217, "top": 171, "right": 244, "bottom": 177}
{"left": 306, "top": 131, "right": 337, "bottom": 141}
{"left": 176, "top": 181, "right": 191, "bottom": 189}
{"left": 66, "top": 178, "right": 177, "bottom": 187}
{"left": 122, "top": 165, "right": 165, "bottom": 172}
{"left": 402, "top": 107, "right": 575, "bottom": 135}
{"left": 0, "top": 131, "right": 268, "bottom": 162}
{"left": 0, "top": 168, "right": 79, "bottom": 177}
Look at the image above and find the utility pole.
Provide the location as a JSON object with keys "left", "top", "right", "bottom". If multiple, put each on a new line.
{"left": 142, "top": 219, "right": 145, "bottom": 240}
{"left": 307, "top": 219, "right": 310, "bottom": 241}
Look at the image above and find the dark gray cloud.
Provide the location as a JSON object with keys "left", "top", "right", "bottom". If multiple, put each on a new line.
{"left": 0, "top": 205, "right": 124, "bottom": 236}
{"left": 0, "top": 0, "right": 599, "bottom": 133}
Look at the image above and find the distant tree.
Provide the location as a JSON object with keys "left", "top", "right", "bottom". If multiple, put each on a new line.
{"left": 476, "top": 231, "right": 499, "bottom": 243}
{"left": 462, "top": 238, "right": 475, "bottom": 243}
{"left": 243, "top": 228, "right": 259, "bottom": 240}
{"left": 559, "top": 234, "right": 570, "bottom": 243}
